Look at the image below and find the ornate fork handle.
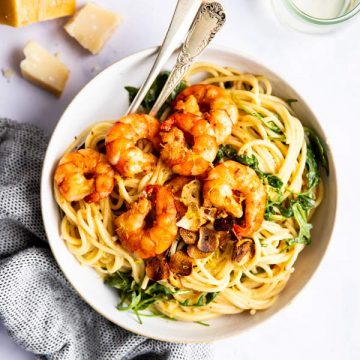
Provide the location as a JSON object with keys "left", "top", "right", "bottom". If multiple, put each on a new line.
{"left": 150, "top": 2, "right": 226, "bottom": 117}
{"left": 126, "top": 0, "right": 201, "bottom": 115}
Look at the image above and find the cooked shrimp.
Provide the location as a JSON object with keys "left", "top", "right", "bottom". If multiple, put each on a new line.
{"left": 115, "top": 185, "right": 178, "bottom": 259}
{"left": 160, "top": 112, "right": 218, "bottom": 176}
{"left": 106, "top": 114, "right": 161, "bottom": 178}
{"left": 54, "top": 148, "right": 114, "bottom": 203}
{"left": 174, "top": 84, "right": 238, "bottom": 144}
{"left": 165, "top": 176, "right": 191, "bottom": 219}
{"left": 203, "top": 160, "right": 266, "bottom": 237}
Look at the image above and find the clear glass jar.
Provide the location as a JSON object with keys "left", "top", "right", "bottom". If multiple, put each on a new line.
{"left": 272, "top": 0, "right": 360, "bottom": 33}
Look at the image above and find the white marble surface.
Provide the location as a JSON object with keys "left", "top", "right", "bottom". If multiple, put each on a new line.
{"left": 0, "top": 0, "right": 360, "bottom": 359}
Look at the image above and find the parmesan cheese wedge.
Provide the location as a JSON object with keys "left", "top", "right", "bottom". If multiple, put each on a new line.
{"left": 20, "top": 41, "right": 70, "bottom": 97}
{"left": 0, "top": 0, "right": 76, "bottom": 27}
{"left": 64, "top": 3, "right": 121, "bottom": 55}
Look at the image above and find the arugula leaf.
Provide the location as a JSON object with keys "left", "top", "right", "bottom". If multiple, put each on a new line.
{"left": 266, "top": 121, "right": 282, "bottom": 134}
{"left": 285, "top": 99, "right": 298, "bottom": 106}
{"left": 238, "top": 154, "right": 259, "bottom": 168}
{"left": 106, "top": 271, "right": 217, "bottom": 324}
{"left": 215, "top": 145, "right": 283, "bottom": 191}
{"left": 198, "top": 292, "right": 218, "bottom": 306}
{"left": 279, "top": 204, "right": 294, "bottom": 218}
{"left": 270, "top": 196, "right": 314, "bottom": 248}
{"left": 215, "top": 144, "right": 258, "bottom": 167}
{"left": 238, "top": 105, "right": 283, "bottom": 135}
{"left": 265, "top": 174, "right": 283, "bottom": 189}
{"left": 125, "top": 71, "right": 187, "bottom": 116}
{"left": 292, "top": 203, "right": 313, "bottom": 245}
{"left": 216, "top": 145, "right": 257, "bottom": 167}
{"left": 265, "top": 198, "right": 294, "bottom": 220}
{"left": 214, "top": 143, "right": 233, "bottom": 163}
{"left": 195, "top": 321, "right": 210, "bottom": 327}
{"left": 304, "top": 127, "right": 329, "bottom": 176}
{"left": 144, "top": 282, "right": 175, "bottom": 297}
{"left": 124, "top": 86, "right": 138, "bottom": 104}
{"left": 105, "top": 271, "right": 134, "bottom": 292}
{"left": 265, "top": 188, "right": 317, "bottom": 222}
{"left": 252, "top": 112, "right": 264, "bottom": 121}
{"left": 106, "top": 272, "right": 174, "bottom": 321}
{"left": 238, "top": 105, "right": 264, "bottom": 120}
{"left": 305, "top": 147, "right": 320, "bottom": 190}
{"left": 179, "top": 292, "right": 219, "bottom": 307}
{"left": 272, "top": 129, "right": 327, "bottom": 224}
{"left": 297, "top": 193, "right": 316, "bottom": 210}
{"left": 264, "top": 200, "right": 276, "bottom": 220}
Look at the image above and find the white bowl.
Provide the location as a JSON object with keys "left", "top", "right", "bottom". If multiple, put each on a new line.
{"left": 41, "top": 46, "right": 337, "bottom": 343}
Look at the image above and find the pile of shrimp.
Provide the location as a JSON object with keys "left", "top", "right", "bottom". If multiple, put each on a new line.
{"left": 54, "top": 84, "right": 267, "bottom": 280}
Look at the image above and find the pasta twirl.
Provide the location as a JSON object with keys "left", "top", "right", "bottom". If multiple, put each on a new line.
{"left": 54, "top": 62, "right": 325, "bottom": 322}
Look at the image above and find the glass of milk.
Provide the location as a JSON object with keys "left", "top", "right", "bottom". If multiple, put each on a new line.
{"left": 272, "top": 0, "right": 360, "bottom": 33}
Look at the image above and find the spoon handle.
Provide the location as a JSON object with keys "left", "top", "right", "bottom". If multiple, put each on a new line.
{"left": 150, "top": 2, "right": 226, "bottom": 117}
{"left": 126, "top": 0, "right": 201, "bottom": 115}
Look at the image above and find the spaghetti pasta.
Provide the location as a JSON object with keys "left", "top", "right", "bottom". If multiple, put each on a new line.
{"left": 54, "top": 62, "right": 325, "bottom": 322}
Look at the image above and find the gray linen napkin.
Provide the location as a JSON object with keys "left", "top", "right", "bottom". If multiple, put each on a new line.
{"left": 0, "top": 119, "right": 211, "bottom": 360}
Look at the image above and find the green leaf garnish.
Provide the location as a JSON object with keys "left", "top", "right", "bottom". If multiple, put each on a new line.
{"left": 106, "top": 271, "right": 216, "bottom": 325}
{"left": 292, "top": 202, "right": 313, "bottom": 244}
{"left": 195, "top": 321, "right": 210, "bottom": 326}
{"left": 215, "top": 145, "right": 283, "bottom": 190}
{"left": 266, "top": 121, "right": 282, "bottom": 134}
{"left": 179, "top": 292, "right": 219, "bottom": 307}
{"left": 124, "top": 86, "right": 138, "bottom": 104}
{"left": 285, "top": 99, "right": 298, "bottom": 106}
{"left": 305, "top": 147, "right": 320, "bottom": 190}
{"left": 125, "top": 71, "right": 187, "bottom": 116}
{"left": 304, "top": 127, "right": 329, "bottom": 176}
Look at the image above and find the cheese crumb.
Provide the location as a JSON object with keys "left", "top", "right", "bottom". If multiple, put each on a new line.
{"left": 20, "top": 41, "right": 70, "bottom": 97}
{"left": 1, "top": 68, "right": 14, "bottom": 82}
{"left": 64, "top": 3, "right": 121, "bottom": 55}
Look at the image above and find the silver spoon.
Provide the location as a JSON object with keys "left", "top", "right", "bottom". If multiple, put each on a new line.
{"left": 149, "top": 2, "right": 226, "bottom": 117}
{"left": 126, "top": 0, "right": 202, "bottom": 115}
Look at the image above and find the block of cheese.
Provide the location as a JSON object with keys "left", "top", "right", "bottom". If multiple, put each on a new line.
{"left": 64, "top": 3, "right": 120, "bottom": 55}
{"left": 20, "top": 41, "right": 70, "bottom": 97}
{"left": 0, "top": 0, "right": 76, "bottom": 27}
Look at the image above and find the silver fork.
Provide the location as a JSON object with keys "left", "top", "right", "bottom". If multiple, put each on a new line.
{"left": 149, "top": 2, "right": 226, "bottom": 117}
{"left": 126, "top": 0, "right": 202, "bottom": 115}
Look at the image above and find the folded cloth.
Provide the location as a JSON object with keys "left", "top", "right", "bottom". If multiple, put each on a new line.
{"left": 0, "top": 119, "right": 211, "bottom": 360}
